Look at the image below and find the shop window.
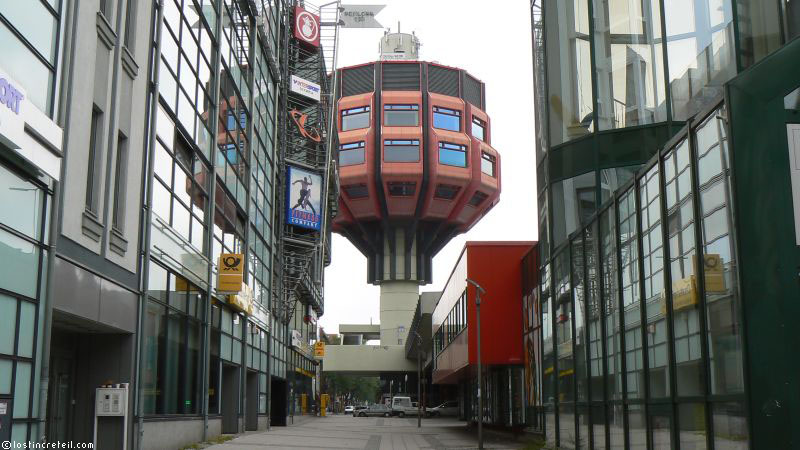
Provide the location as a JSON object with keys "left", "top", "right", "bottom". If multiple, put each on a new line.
{"left": 143, "top": 262, "right": 205, "bottom": 415}
{"left": 434, "top": 184, "right": 461, "bottom": 200}
{"left": 438, "top": 142, "right": 467, "bottom": 167}
{"left": 343, "top": 184, "right": 368, "bottom": 199}
{"left": 472, "top": 116, "right": 486, "bottom": 141}
{"left": 433, "top": 106, "right": 460, "bottom": 131}
{"left": 481, "top": 152, "right": 496, "bottom": 177}
{"left": 387, "top": 182, "right": 416, "bottom": 197}
{"left": 383, "top": 104, "right": 419, "bottom": 126}
{"left": 384, "top": 139, "right": 419, "bottom": 162}
{"left": 341, "top": 106, "right": 370, "bottom": 131}
{"left": 339, "top": 141, "right": 366, "bottom": 166}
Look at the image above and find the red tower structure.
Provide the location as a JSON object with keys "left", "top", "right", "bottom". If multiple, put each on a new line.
{"left": 332, "top": 61, "right": 501, "bottom": 286}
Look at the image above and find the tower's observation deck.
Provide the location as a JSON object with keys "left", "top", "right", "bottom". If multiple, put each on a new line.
{"left": 332, "top": 61, "right": 500, "bottom": 285}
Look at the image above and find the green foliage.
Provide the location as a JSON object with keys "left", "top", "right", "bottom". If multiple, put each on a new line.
{"left": 323, "top": 373, "right": 380, "bottom": 404}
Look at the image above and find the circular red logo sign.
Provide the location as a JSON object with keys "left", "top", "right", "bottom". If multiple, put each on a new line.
{"left": 296, "top": 11, "right": 318, "bottom": 42}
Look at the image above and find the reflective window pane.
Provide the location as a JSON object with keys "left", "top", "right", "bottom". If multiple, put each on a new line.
{"left": 639, "top": 166, "right": 668, "bottom": 398}
{"left": 665, "top": 140, "right": 705, "bottom": 397}
{"left": 736, "top": 0, "right": 782, "bottom": 68}
{"left": 572, "top": 236, "right": 588, "bottom": 402}
{"left": 601, "top": 209, "right": 621, "bottom": 401}
{"left": 0, "top": 20, "right": 54, "bottom": 115}
{"left": 433, "top": 107, "right": 460, "bottom": 131}
{"left": 593, "top": 0, "right": 667, "bottom": 129}
{"left": 552, "top": 172, "right": 596, "bottom": 247}
{"left": 0, "top": 229, "right": 40, "bottom": 298}
{"left": 665, "top": 0, "right": 735, "bottom": 120}
{"left": 545, "top": 0, "right": 594, "bottom": 144}
{"left": 0, "top": 294, "right": 17, "bottom": 355}
{"left": 0, "top": 165, "right": 43, "bottom": 240}
{"left": 712, "top": 402, "right": 749, "bottom": 447}
{"left": 679, "top": 403, "right": 707, "bottom": 449}
{"left": 696, "top": 111, "right": 745, "bottom": 396}
{"left": 341, "top": 107, "right": 370, "bottom": 131}
{"left": 384, "top": 140, "right": 420, "bottom": 162}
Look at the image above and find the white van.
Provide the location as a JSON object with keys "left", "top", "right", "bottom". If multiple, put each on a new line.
{"left": 390, "top": 396, "right": 418, "bottom": 417}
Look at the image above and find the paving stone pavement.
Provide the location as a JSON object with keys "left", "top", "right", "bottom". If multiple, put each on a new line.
{"left": 205, "top": 414, "right": 530, "bottom": 450}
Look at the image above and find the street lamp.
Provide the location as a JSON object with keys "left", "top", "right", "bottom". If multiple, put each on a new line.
{"left": 466, "top": 278, "right": 486, "bottom": 450}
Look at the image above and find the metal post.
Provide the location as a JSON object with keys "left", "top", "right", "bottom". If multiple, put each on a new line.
{"left": 417, "top": 332, "right": 422, "bottom": 428}
{"left": 466, "top": 279, "right": 486, "bottom": 450}
{"left": 476, "top": 294, "right": 483, "bottom": 450}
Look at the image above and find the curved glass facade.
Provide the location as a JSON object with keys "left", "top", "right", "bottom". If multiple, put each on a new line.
{"left": 534, "top": 0, "right": 794, "bottom": 252}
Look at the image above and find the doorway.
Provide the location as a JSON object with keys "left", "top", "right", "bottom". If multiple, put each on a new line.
{"left": 245, "top": 370, "right": 258, "bottom": 431}
{"left": 46, "top": 352, "right": 75, "bottom": 442}
{"left": 221, "top": 364, "right": 239, "bottom": 434}
{"left": 270, "top": 378, "right": 287, "bottom": 426}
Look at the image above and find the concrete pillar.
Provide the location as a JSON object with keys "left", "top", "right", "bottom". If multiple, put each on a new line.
{"left": 379, "top": 281, "right": 419, "bottom": 346}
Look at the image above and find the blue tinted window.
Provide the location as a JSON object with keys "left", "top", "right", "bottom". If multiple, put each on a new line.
{"left": 433, "top": 106, "right": 460, "bottom": 131}
{"left": 438, "top": 142, "right": 467, "bottom": 167}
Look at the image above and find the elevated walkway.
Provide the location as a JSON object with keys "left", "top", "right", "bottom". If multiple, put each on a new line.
{"left": 322, "top": 344, "right": 416, "bottom": 374}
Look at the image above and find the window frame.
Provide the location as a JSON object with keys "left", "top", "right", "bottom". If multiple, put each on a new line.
{"left": 341, "top": 105, "right": 371, "bottom": 131}
{"left": 438, "top": 141, "right": 468, "bottom": 168}
{"left": 338, "top": 141, "right": 366, "bottom": 166}
{"left": 433, "top": 106, "right": 461, "bottom": 132}
{"left": 383, "top": 104, "right": 419, "bottom": 127}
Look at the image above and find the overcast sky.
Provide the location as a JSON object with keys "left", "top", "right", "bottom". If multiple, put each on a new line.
{"left": 320, "top": 0, "right": 538, "bottom": 333}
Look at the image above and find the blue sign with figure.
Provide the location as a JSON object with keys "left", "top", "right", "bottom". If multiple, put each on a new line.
{"left": 286, "top": 165, "right": 323, "bottom": 230}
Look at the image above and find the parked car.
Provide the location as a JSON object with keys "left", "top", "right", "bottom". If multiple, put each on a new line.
{"left": 354, "top": 403, "right": 391, "bottom": 417}
{"left": 344, "top": 405, "right": 354, "bottom": 414}
{"left": 390, "top": 396, "right": 419, "bottom": 417}
{"left": 427, "top": 401, "right": 459, "bottom": 417}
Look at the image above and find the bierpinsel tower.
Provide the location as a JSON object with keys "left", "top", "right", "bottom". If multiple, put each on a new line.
{"left": 332, "top": 32, "right": 501, "bottom": 347}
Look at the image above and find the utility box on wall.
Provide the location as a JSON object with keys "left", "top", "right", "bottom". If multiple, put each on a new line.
{"left": 0, "top": 398, "right": 11, "bottom": 443}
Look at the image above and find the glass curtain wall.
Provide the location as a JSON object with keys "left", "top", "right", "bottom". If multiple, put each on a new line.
{"left": 538, "top": 103, "right": 748, "bottom": 448}
{"left": 0, "top": 163, "right": 51, "bottom": 443}
{"left": 593, "top": 0, "right": 667, "bottom": 130}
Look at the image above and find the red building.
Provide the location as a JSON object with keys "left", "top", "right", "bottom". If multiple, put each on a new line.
{"left": 431, "top": 241, "right": 537, "bottom": 427}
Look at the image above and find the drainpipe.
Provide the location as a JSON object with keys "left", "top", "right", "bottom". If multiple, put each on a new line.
{"left": 134, "top": 1, "right": 166, "bottom": 449}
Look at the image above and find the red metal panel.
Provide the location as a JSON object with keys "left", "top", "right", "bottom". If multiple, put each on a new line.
{"left": 465, "top": 242, "right": 535, "bottom": 366}
{"left": 381, "top": 91, "right": 423, "bottom": 217}
{"left": 422, "top": 93, "right": 472, "bottom": 219}
{"left": 338, "top": 93, "right": 381, "bottom": 220}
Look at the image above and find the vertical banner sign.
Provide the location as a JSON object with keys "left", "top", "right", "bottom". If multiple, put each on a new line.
{"left": 294, "top": 6, "right": 320, "bottom": 48}
{"left": 287, "top": 166, "right": 323, "bottom": 230}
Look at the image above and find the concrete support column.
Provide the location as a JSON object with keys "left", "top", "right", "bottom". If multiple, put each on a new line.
{"left": 379, "top": 281, "right": 419, "bottom": 346}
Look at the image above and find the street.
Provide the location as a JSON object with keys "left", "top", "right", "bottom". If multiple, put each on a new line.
{"left": 205, "top": 414, "right": 533, "bottom": 450}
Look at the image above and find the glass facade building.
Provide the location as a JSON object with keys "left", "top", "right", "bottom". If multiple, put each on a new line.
{"left": 531, "top": 0, "right": 800, "bottom": 447}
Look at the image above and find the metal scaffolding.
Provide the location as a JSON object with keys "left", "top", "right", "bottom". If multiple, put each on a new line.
{"left": 271, "top": 0, "right": 341, "bottom": 325}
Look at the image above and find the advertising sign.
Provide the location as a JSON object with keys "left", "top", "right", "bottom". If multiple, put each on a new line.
{"left": 340, "top": 4, "right": 385, "bottom": 28}
{"left": 314, "top": 341, "right": 325, "bottom": 358}
{"left": 290, "top": 75, "right": 321, "bottom": 102}
{"left": 0, "top": 68, "right": 62, "bottom": 181}
{"left": 286, "top": 165, "right": 323, "bottom": 231}
{"left": 217, "top": 253, "right": 244, "bottom": 292}
{"left": 294, "top": 6, "right": 320, "bottom": 48}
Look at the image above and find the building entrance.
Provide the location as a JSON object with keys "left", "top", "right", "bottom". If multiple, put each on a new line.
{"left": 245, "top": 370, "right": 258, "bottom": 431}
{"left": 270, "top": 378, "right": 287, "bottom": 426}
{"left": 221, "top": 364, "right": 239, "bottom": 434}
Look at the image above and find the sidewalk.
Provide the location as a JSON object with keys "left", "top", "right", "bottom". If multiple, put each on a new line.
{"left": 203, "top": 414, "right": 538, "bottom": 450}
